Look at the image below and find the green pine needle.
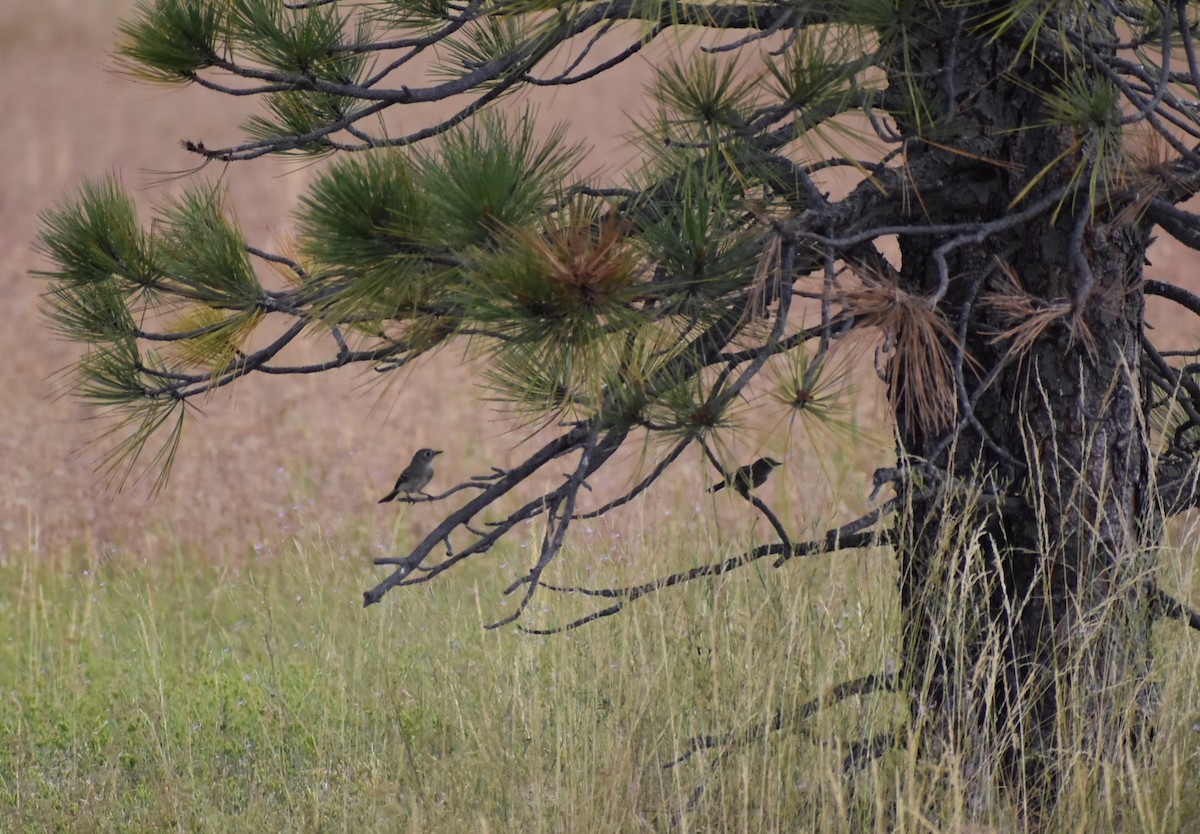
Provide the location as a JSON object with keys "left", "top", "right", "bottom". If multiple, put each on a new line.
{"left": 34, "top": 179, "right": 154, "bottom": 290}
{"left": 154, "top": 186, "right": 263, "bottom": 307}
{"left": 115, "top": 0, "right": 225, "bottom": 83}
{"left": 43, "top": 280, "right": 137, "bottom": 345}
{"left": 297, "top": 149, "right": 447, "bottom": 324}
{"left": 230, "top": 0, "right": 358, "bottom": 78}
{"left": 414, "top": 111, "right": 582, "bottom": 249}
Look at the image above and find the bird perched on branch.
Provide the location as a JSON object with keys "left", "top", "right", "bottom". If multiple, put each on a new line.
{"left": 379, "top": 448, "right": 442, "bottom": 502}
{"left": 708, "top": 457, "right": 782, "bottom": 498}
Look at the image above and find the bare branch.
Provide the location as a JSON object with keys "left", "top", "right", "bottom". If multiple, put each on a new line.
{"left": 665, "top": 672, "right": 896, "bottom": 769}
{"left": 521, "top": 522, "right": 890, "bottom": 635}
{"left": 572, "top": 435, "right": 694, "bottom": 520}
{"left": 363, "top": 424, "right": 597, "bottom": 606}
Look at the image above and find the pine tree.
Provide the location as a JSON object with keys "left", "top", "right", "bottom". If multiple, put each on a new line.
{"left": 34, "top": 0, "right": 1200, "bottom": 806}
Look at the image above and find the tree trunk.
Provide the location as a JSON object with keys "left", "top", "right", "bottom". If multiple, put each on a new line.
{"left": 885, "top": 8, "right": 1156, "bottom": 798}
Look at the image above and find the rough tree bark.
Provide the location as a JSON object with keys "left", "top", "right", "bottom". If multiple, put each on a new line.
{"left": 890, "top": 9, "right": 1154, "bottom": 789}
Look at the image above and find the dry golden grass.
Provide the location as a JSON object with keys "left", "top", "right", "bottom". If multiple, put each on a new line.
{"left": 6, "top": 2, "right": 1198, "bottom": 565}
{"left": 0, "top": 1, "right": 893, "bottom": 568}
{"left": 2, "top": 2, "right": 1196, "bottom": 577}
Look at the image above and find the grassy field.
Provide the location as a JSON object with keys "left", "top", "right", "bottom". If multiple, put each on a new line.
{"left": 0, "top": 517, "right": 882, "bottom": 832}
{"left": 3, "top": 518, "right": 1200, "bottom": 833}
{"left": 4, "top": 1, "right": 1200, "bottom": 832}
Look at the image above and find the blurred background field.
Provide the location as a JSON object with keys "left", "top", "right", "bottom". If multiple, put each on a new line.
{"left": 2, "top": 2, "right": 1200, "bottom": 831}
{"left": 0, "top": 0, "right": 890, "bottom": 565}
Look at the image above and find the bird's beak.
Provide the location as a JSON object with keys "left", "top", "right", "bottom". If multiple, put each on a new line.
{"left": 433, "top": 449, "right": 444, "bottom": 456}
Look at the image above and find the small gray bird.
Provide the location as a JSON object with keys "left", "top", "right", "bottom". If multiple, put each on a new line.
{"left": 708, "top": 457, "right": 782, "bottom": 497}
{"left": 379, "top": 448, "right": 442, "bottom": 502}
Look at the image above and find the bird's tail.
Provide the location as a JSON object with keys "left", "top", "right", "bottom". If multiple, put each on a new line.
{"left": 707, "top": 482, "right": 725, "bottom": 494}
{"left": 378, "top": 491, "right": 398, "bottom": 504}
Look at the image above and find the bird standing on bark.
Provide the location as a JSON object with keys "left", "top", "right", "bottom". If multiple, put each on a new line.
{"left": 379, "top": 448, "right": 442, "bottom": 502}
{"left": 708, "top": 457, "right": 782, "bottom": 497}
